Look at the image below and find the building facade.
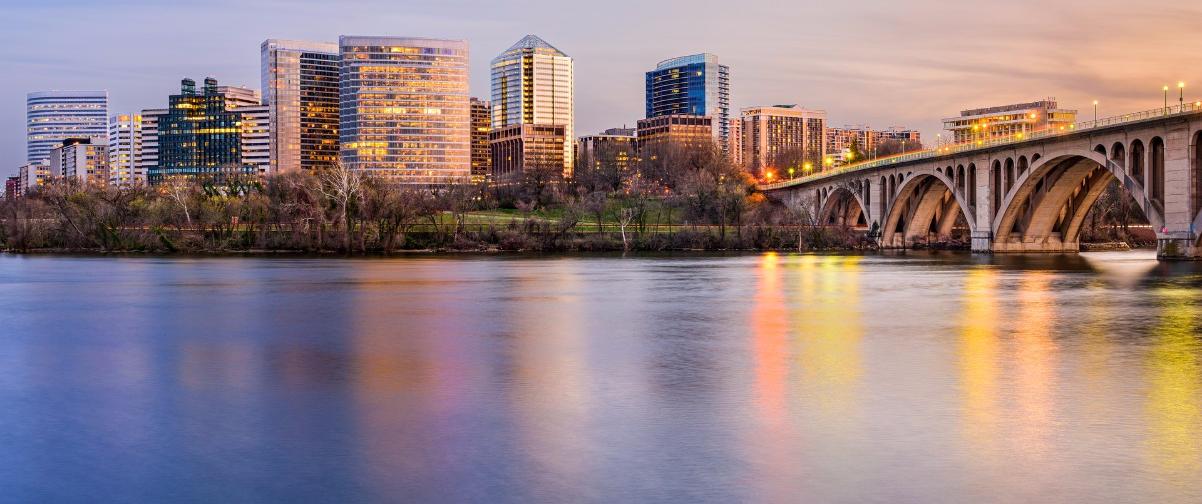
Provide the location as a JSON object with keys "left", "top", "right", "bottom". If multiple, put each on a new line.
{"left": 26, "top": 90, "right": 108, "bottom": 166}
{"left": 151, "top": 78, "right": 263, "bottom": 182}
{"left": 5, "top": 177, "right": 19, "bottom": 199}
{"left": 491, "top": 35, "right": 574, "bottom": 177}
{"left": 942, "top": 98, "right": 1077, "bottom": 144}
{"left": 261, "top": 39, "right": 340, "bottom": 174}
{"left": 636, "top": 114, "right": 714, "bottom": 154}
{"left": 50, "top": 138, "right": 108, "bottom": 185}
{"left": 740, "top": 105, "right": 826, "bottom": 177}
{"left": 470, "top": 98, "right": 492, "bottom": 181}
{"left": 18, "top": 163, "right": 50, "bottom": 191}
{"left": 826, "top": 125, "right": 922, "bottom": 160}
{"left": 645, "top": 53, "right": 730, "bottom": 149}
{"left": 489, "top": 124, "right": 566, "bottom": 182}
{"left": 108, "top": 114, "right": 144, "bottom": 187}
{"left": 137, "top": 109, "right": 167, "bottom": 183}
{"left": 577, "top": 130, "right": 637, "bottom": 174}
{"left": 728, "top": 117, "right": 743, "bottom": 166}
{"left": 339, "top": 36, "right": 470, "bottom": 183}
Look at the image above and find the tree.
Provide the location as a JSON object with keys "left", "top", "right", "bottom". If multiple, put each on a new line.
{"left": 316, "top": 161, "right": 363, "bottom": 252}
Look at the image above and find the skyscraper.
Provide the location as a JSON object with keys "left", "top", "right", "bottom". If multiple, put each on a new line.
{"left": 491, "top": 35, "right": 574, "bottom": 177}
{"left": 26, "top": 90, "right": 109, "bottom": 166}
{"left": 470, "top": 98, "right": 492, "bottom": 181}
{"left": 645, "top": 54, "right": 730, "bottom": 149}
{"left": 108, "top": 113, "right": 144, "bottom": 187}
{"left": 151, "top": 78, "right": 265, "bottom": 183}
{"left": 339, "top": 36, "right": 471, "bottom": 183}
{"left": 740, "top": 105, "right": 826, "bottom": 178}
{"left": 137, "top": 108, "right": 167, "bottom": 182}
{"left": 261, "top": 39, "right": 340, "bottom": 174}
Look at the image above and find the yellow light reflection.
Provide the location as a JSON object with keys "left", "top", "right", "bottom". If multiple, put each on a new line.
{"left": 1012, "top": 271, "right": 1058, "bottom": 459}
{"left": 959, "top": 268, "right": 1000, "bottom": 443}
{"left": 1144, "top": 286, "right": 1201, "bottom": 484}
{"left": 752, "top": 252, "right": 789, "bottom": 425}
{"left": 796, "top": 255, "right": 863, "bottom": 417}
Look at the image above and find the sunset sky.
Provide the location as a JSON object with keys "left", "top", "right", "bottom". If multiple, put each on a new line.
{"left": 4, "top": 0, "right": 1201, "bottom": 175}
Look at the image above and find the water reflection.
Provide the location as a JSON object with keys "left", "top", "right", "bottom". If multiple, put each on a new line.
{"left": 1145, "top": 287, "right": 1202, "bottom": 488}
{"left": 1012, "top": 272, "right": 1059, "bottom": 461}
{"left": 796, "top": 256, "right": 863, "bottom": 423}
{"left": 959, "top": 268, "right": 1000, "bottom": 445}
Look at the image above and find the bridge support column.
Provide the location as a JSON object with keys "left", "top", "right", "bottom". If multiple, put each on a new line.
{"left": 971, "top": 231, "right": 993, "bottom": 253}
{"left": 1156, "top": 125, "right": 1199, "bottom": 260}
{"left": 1157, "top": 232, "right": 1199, "bottom": 259}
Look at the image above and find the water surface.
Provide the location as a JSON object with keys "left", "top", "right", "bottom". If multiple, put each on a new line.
{"left": 1, "top": 252, "right": 1201, "bottom": 503}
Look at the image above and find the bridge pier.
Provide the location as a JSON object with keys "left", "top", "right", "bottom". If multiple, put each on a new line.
{"left": 970, "top": 231, "right": 993, "bottom": 253}
{"left": 1157, "top": 232, "right": 1199, "bottom": 260}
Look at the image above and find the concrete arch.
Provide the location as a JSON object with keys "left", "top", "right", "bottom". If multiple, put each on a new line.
{"left": 818, "top": 185, "right": 870, "bottom": 228}
{"left": 992, "top": 149, "right": 1164, "bottom": 252}
{"left": 880, "top": 170, "right": 976, "bottom": 247}
{"left": 1130, "top": 139, "right": 1145, "bottom": 183}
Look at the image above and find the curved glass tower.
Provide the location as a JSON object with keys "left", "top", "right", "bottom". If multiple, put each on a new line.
{"left": 645, "top": 54, "right": 730, "bottom": 150}
{"left": 26, "top": 90, "right": 108, "bottom": 166}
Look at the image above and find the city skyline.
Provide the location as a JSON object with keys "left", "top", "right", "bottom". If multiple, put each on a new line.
{"left": 4, "top": 0, "right": 1202, "bottom": 176}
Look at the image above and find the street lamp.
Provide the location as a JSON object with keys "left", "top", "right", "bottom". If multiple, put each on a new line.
{"left": 1164, "top": 85, "right": 1170, "bottom": 114}
{"left": 1179, "top": 81, "right": 1186, "bottom": 110}
{"left": 1093, "top": 100, "right": 1098, "bottom": 125}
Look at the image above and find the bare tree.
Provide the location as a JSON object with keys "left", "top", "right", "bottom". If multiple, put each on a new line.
{"left": 316, "top": 161, "right": 364, "bottom": 252}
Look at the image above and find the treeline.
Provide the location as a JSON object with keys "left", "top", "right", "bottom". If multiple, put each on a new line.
{"left": 0, "top": 144, "right": 869, "bottom": 254}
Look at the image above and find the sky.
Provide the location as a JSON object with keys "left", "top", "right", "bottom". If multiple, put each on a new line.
{"left": 3, "top": 0, "right": 1202, "bottom": 176}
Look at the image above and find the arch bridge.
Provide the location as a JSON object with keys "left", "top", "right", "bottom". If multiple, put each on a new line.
{"left": 762, "top": 105, "right": 1202, "bottom": 259}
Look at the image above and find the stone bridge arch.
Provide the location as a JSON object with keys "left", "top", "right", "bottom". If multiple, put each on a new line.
{"left": 881, "top": 169, "right": 976, "bottom": 247}
{"left": 992, "top": 147, "right": 1163, "bottom": 252}
{"left": 817, "top": 184, "right": 870, "bottom": 228}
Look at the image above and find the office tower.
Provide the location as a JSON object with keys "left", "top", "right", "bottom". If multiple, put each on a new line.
{"left": 740, "top": 105, "right": 826, "bottom": 177}
{"left": 151, "top": 78, "right": 265, "bottom": 183}
{"left": 137, "top": 109, "right": 167, "bottom": 182}
{"left": 470, "top": 98, "right": 492, "bottom": 180}
{"left": 489, "top": 124, "right": 566, "bottom": 181}
{"left": 577, "top": 129, "right": 637, "bottom": 174}
{"left": 636, "top": 115, "right": 714, "bottom": 154}
{"left": 261, "top": 39, "right": 340, "bottom": 174}
{"left": 26, "top": 90, "right": 108, "bottom": 166}
{"left": 50, "top": 138, "right": 108, "bottom": 185}
{"left": 108, "top": 114, "right": 144, "bottom": 187}
{"left": 491, "top": 35, "right": 574, "bottom": 177}
{"left": 339, "top": 36, "right": 471, "bottom": 183}
{"left": 942, "top": 98, "right": 1077, "bottom": 143}
{"left": 645, "top": 54, "right": 730, "bottom": 149}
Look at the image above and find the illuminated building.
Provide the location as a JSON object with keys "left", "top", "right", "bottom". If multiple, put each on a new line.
{"left": 18, "top": 163, "right": 50, "bottom": 191}
{"left": 50, "top": 138, "right": 109, "bottom": 185}
{"left": 26, "top": 90, "right": 108, "bottom": 167}
{"left": 151, "top": 78, "right": 265, "bottom": 183}
{"left": 577, "top": 129, "right": 636, "bottom": 173}
{"left": 636, "top": 114, "right": 714, "bottom": 154}
{"left": 740, "top": 105, "right": 826, "bottom": 176}
{"left": 728, "top": 117, "right": 743, "bottom": 166}
{"left": 136, "top": 109, "right": 167, "bottom": 182}
{"left": 491, "top": 35, "right": 574, "bottom": 177}
{"left": 260, "top": 39, "right": 340, "bottom": 174}
{"left": 489, "top": 124, "right": 566, "bottom": 182}
{"left": 108, "top": 114, "right": 144, "bottom": 187}
{"left": 645, "top": 53, "right": 730, "bottom": 149}
{"left": 339, "top": 36, "right": 471, "bottom": 183}
{"left": 942, "top": 98, "right": 1077, "bottom": 144}
{"left": 826, "top": 125, "right": 921, "bottom": 158}
{"left": 470, "top": 97, "right": 492, "bottom": 180}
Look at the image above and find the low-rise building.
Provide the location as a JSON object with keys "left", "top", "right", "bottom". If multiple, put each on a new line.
{"left": 50, "top": 138, "right": 109, "bottom": 185}
{"left": 942, "top": 98, "right": 1077, "bottom": 144}
{"left": 490, "top": 124, "right": 567, "bottom": 182}
{"left": 636, "top": 114, "right": 714, "bottom": 155}
{"left": 577, "top": 129, "right": 637, "bottom": 174}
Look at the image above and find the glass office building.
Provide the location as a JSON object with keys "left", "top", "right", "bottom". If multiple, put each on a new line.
{"left": 490, "top": 35, "right": 574, "bottom": 177}
{"left": 261, "top": 39, "right": 340, "bottom": 174}
{"left": 339, "top": 36, "right": 470, "bottom": 183}
{"left": 151, "top": 78, "right": 259, "bottom": 183}
{"left": 645, "top": 54, "right": 730, "bottom": 150}
{"left": 27, "top": 90, "right": 109, "bottom": 166}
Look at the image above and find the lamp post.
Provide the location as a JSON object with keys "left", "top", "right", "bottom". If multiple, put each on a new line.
{"left": 1093, "top": 100, "right": 1098, "bottom": 125}
{"left": 1164, "top": 85, "right": 1169, "bottom": 114}
{"left": 1179, "top": 82, "right": 1186, "bottom": 111}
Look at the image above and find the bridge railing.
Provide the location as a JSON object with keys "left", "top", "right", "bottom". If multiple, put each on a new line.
{"left": 760, "top": 101, "right": 1202, "bottom": 190}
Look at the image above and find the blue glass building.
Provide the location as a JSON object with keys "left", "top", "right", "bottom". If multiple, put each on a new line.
{"left": 644, "top": 54, "right": 730, "bottom": 149}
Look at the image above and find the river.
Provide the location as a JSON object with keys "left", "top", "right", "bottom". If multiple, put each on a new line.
{"left": 1, "top": 252, "right": 1200, "bottom": 503}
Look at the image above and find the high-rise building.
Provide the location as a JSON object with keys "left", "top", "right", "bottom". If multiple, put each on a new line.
{"left": 239, "top": 104, "right": 271, "bottom": 176}
{"left": 151, "top": 78, "right": 265, "bottom": 183}
{"left": 50, "top": 138, "right": 108, "bottom": 185}
{"left": 577, "top": 129, "right": 637, "bottom": 174}
{"left": 137, "top": 109, "right": 167, "bottom": 182}
{"left": 645, "top": 54, "right": 730, "bottom": 149}
{"left": 489, "top": 124, "right": 566, "bottom": 181}
{"left": 470, "top": 98, "right": 492, "bottom": 181}
{"left": 942, "top": 98, "right": 1077, "bottom": 144}
{"left": 491, "top": 35, "right": 574, "bottom": 177}
{"left": 26, "top": 90, "right": 108, "bottom": 166}
{"left": 339, "top": 36, "right": 471, "bottom": 183}
{"left": 18, "top": 163, "right": 50, "bottom": 191}
{"left": 636, "top": 114, "right": 714, "bottom": 154}
{"left": 740, "top": 105, "right": 826, "bottom": 178}
{"left": 108, "top": 114, "right": 144, "bottom": 187}
{"left": 261, "top": 39, "right": 340, "bottom": 174}
{"left": 728, "top": 117, "right": 743, "bottom": 166}
{"left": 5, "top": 176, "right": 20, "bottom": 199}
